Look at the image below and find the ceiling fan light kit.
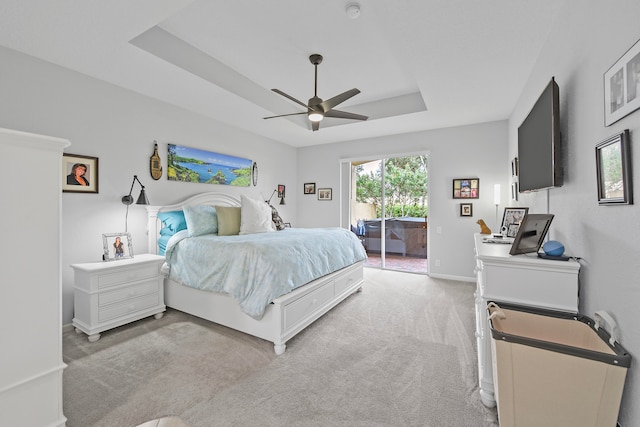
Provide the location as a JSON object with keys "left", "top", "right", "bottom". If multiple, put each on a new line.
{"left": 264, "top": 53, "right": 368, "bottom": 131}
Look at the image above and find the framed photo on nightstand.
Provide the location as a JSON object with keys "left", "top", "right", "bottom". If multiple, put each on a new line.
{"left": 102, "top": 232, "right": 133, "bottom": 261}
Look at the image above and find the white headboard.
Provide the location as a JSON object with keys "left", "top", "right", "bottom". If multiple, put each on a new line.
{"left": 145, "top": 192, "right": 241, "bottom": 255}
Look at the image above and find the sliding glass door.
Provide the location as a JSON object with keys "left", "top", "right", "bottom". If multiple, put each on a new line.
{"left": 346, "top": 154, "right": 428, "bottom": 274}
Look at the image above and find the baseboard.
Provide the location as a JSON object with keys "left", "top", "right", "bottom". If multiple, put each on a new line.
{"left": 427, "top": 272, "right": 475, "bottom": 282}
{"left": 62, "top": 323, "right": 74, "bottom": 334}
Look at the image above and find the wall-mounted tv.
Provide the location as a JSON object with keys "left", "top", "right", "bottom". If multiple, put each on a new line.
{"left": 517, "top": 77, "right": 563, "bottom": 192}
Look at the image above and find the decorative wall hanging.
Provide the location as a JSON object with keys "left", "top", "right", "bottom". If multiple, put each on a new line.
{"left": 62, "top": 153, "right": 99, "bottom": 193}
{"left": 252, "top": 162, "right": 258, "bottom": 186}
{"left": 604, "top": 37, "right": 640, "bottom": 126}
{"left": 596, "top": 130, "right": 632, "bottom": 205}
{"left": 304, "top": 183, "right": 316, "bottom": 194}
{"left": 102, "top": 232, "right": 133, "bottom": 261}
{"left": 167, "top": 144, "right": 252, "bottom": 186}
{"left": 453, "top": 178, "right": 479, "bottom": 199}
{"left": 150, "top": 141, "right": 162, "bottom": 180}
{"left": 460, "top": 203, "right": 473, "bottom": 217}
{"left": 318, "top": 188, "right": 332, "bottom": 200}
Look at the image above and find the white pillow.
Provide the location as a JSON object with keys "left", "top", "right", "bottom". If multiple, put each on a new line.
{"left": 240, "top": 195, "right": 275, "bottom": 235}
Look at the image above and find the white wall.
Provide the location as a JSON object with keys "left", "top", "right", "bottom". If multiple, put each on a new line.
{"left": 508, "top": 1, "right": 640, "bottom": 424}
{"left": 0, "top": 45, "right": 297, "bottom": 325}
{"left": 297, "top": 120, "right": 509, "bottom": 280}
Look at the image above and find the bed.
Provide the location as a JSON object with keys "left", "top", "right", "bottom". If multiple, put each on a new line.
{"left": 146, "top": 192, "right": 366, "bottom": 354}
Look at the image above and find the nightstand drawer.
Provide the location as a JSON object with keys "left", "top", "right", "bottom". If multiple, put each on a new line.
{"left": 99, "top": 279, "right": 160, "bottom": 306}
{"left": 99, "top": 293, "right": 160, "bottom": 323}
{"left": 98, "top": 265, "right": 160, "bottom": 289}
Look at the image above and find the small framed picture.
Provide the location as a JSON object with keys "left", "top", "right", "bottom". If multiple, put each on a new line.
{"left": 460, "top": 203, "right": 473, "bottom": 217}
{"left": 604, "top": 38, "right": 640, "bottom": 126}
{"left": 500, "top": 207, "right": 529, "bottom": 237}
{"left": 596, "top": 130, "right": 632, "bottom": 205}
{"left": 318, "top": 188, "right": 332, "bottom": 200}
{"left": 63, "top": 153, "right": 98, "bottom": 193}
{"left": 452, "top": 178, "right": 479, "bottom": 199}
{"left": 102, "top": 232, "right": 133, "bottom": 261}
{"left": 304, "top": 182, "right": 316, "bottom": 194}
{"left": 277, "top": 184, "right": 285, "bottom": 198}
{"left": 511, "top": 157, "right": 519, "bottom": 177}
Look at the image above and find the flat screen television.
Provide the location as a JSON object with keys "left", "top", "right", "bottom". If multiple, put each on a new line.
{"left": 517, "top": 77, "right": 563, "bottom": 192}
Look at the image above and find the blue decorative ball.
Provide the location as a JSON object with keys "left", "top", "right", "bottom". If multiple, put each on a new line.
{"left": 543, "top": 240, "right": 565, "bottom": 256}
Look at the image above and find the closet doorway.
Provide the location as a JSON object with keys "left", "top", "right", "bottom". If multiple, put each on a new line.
{"left": 342, "top": 154, "right": 428, "bottom": 274}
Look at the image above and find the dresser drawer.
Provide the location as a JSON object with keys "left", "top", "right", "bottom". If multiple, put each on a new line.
{"left": 98, "top": 265, "right": 160, "bottom": 289}
{"left": 99, "top": 293, "right": 160, "bottom": 323}
{"left": 334, "top": 267, "right": 363, "bottom": 296}
{"left": 99, "top": 279, "right": 160, "bottom": 307}
{"left": 283, "top": 281, "right": 334, "bottom": 331}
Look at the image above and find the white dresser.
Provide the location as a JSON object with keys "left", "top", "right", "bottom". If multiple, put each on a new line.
{"left": 473, "top": 233, "right": 580, "bottom": 407}
{"left": 71, "top": 254, "right": 166, "bottom": 341}
{"left": 0, "top": 128, "right": 70, "bottom": 427}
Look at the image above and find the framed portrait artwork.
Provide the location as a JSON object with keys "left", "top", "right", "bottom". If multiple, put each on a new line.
{"left": 500, "top": 207, "right": 529, "bottom": 237}
{"left": 596, "top": 130, "right": 632, "bottom": 205}
{"left": 277, "top": 184, "right": 285, "bottom": 198}
{"left": 460, "top": 203, "right": 473, "bottom": 217}
{"left": 102, "top": 232, "right": 133, "bottom": 261}
{"left": 62, "top": 153, "right": 98, "bottom": 193}
{"left": 453, "top": 178, "right": 479, "bottom": 199}
{"left": 604, "top": 38, "right": 640, "bottom": 126}
{"left": 304, "top": 182, "right": 316, "bottom": 194}
{"left": 318, "top": 188, "right": 332, "bottom": 200}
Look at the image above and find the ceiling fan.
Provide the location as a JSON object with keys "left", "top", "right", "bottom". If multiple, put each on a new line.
{"left": 264, "top": 54, "right": 368, "bottom": 131}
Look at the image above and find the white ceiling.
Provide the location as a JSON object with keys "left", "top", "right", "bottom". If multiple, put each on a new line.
{"left": 0, "top": 0, "right": 564, "bottom": 147}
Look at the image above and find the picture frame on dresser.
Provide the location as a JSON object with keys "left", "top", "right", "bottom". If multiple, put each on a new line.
{"left": 500, "top": 207, "right": 528, "bottom": 237}
{"left": 62, "top": 153, "right": 98, "bottom": 193}
{"left": 102, "top": 232, "right": 133, "bottom": 261}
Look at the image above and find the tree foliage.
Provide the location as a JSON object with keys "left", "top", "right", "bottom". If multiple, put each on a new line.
{"left": 356, "top": 156, "right": 428, "bottom": 218}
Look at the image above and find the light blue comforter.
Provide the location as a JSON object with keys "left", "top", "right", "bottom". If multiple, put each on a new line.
{"left": 164, "top": 227, "right": 367, "bottom": 319}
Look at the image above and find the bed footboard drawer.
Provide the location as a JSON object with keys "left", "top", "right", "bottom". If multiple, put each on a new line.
{"left": 334, "top": 267, "right": 363, "bottom": 296}
{"left": 283, "top": 281, "right": 334, "bottom": 331}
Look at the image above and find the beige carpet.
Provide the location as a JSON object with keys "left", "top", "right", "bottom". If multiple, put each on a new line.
{"left": 63, "top": 268, "right": 498, "bottom": 426}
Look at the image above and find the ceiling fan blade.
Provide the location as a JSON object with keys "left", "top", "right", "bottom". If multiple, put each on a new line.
{"left": 320, "top": 88, "right": 360, "bottom": 111}
{"left": 312, "top": 121, "right": 320, "bottom": 132}
{"left": 272, "top": 89, "right": 312, "bottom": 110}
{"left": 324, "top": 109, "right": 368, "bottom": 121}
{"left": 263, "top": 112, "right": 307, "bottom": 120}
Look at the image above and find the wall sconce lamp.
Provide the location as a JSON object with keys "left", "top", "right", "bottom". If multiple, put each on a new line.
{"left": 122, "top": 175, "right": 149, "bottom": 206}
{"left": 266, "top": 186, "right": 286, "bottom": 205}
{"left": 122, "top": 175, "right": 150, "bottom": 232}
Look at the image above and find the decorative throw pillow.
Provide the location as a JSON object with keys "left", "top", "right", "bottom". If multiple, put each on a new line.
{"left": 182, "top": 205, "right": 218, "bottom": 237}
{"left": 240, "top": 195, "right": 275, "bottom": 235}
{"left": 216, "top": 206, "right": 242, "bottom": 236}
{"left": 157, "top": 210, "right": 187, "bottom": 234}
{"left": 270, "top": 205, "right": 286, "bottom": 231}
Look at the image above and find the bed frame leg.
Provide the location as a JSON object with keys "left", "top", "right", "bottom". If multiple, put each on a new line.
{"left": 274, "top": 343, "right": 286, "bottom": 355}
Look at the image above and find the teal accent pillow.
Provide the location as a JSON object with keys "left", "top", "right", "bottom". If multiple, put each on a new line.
{"left": 157, "top": 210, "right": 187, "bottom": 234}
{"left": 183, "top": 205, "right": 218, "bottom": 237}
{"left": 158, "top": 234, "right": 171, "bottom": 256}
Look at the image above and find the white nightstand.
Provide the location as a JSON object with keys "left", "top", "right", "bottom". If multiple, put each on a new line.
{"left": 71, "top": 254, "right": 166, "bottom": 342}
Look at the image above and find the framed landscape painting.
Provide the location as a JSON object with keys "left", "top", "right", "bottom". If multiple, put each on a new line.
{"left": 167, "top": 144, "right": 252, "bottom": 186}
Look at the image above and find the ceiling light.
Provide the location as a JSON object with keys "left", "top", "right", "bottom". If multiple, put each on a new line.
{"left": 308, "top": 111, "right": 324, "bottom": 122}
{"left": 346, "top": 3, "right": 361, "bottom": 20}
